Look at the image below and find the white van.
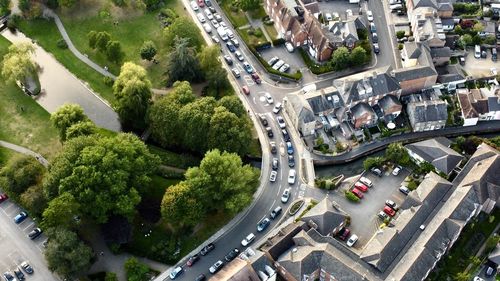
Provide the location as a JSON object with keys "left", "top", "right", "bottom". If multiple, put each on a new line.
{"left": 475, "top": 45, "right": 481, "bottom": 59}
{"left": 359, "top": 176, "right": 373, "bottom": 187}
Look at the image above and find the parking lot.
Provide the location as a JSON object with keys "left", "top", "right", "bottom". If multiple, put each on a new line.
{"left": 0, "top": 197, "right": 56, "bottom": 281}
{"left": 317, "top": 0, "right": 361, "bottom": 18}
{"left": 259, "top": 45, "right": 306, "bottom": 75}
{"left": 329, "top": 166, "right": 410, "bottom": 249}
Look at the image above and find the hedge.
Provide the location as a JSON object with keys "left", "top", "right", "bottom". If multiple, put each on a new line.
{"left": 298, "top": 48, "right": 334, "bottom": 74}
{"left": 248, "top": 45, "right": 302, "bottom": 80}
{"left": 148, "top": 145, "right": 201, "bottom": 170}
{"left": 344, "top": 190, "right": 360, "bottom": 202}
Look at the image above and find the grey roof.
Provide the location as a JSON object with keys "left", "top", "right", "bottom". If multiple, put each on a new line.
{"left": 488, "top": 96, "right": 500, "bottom": 112}
{"left": 407, "top": 99, "right": 448, "bottom": 125}
{"left": 306, "top": 92, "right": 341, "bottom": 114}
{"left": 440, "top": 18, "right": 455, "bottom": 26}
{"left": 430, "top": 47, "right": 451, "bottom": 58}
{"left": 404, "top": 42, "right": 422, "bottom": 59}
{"left": 393, "top": 66, "right": 437, "bottom": 82}
{"left": 300, "top": 198, "right": 347, "bottom": 236}
{"left": 406, "top": 138, "right": 464, "bottom": 175}
{"left": 348, "top": 73, "right": 401, "bottom": 103}
{"left": 378, "top": 94, "right": 402, "bottom": 116}
{"left": 413, "top": 0, "right": 438, "bottom": 9}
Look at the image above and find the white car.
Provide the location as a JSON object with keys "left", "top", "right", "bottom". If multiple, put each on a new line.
{"left": 347, "top": 234, "right": 358, "bottom": 247}
{"left": 190, "top": 0, "right": 199, "bottom": 10}
{"left": 265, "top": 93, "right": 274, "bottom": 104}
{"left": 346, "top": 9, "right": 353, "bottom": 16}
{"left": 209, "top": 260, "right": 224, "bottom": 274}
{"left": 214, "top": 14, "right": 222, "bottom": 22}
{"left": 196, "top": 13, "right": 206, "bottom": 23}
{"left": 169, "top": 266, "right": 183, "bottom": 280}
{"left": 281, "top": 188, "right": 290, "bottom": 203}
{"left": 288, "top": 169, "right": 296, "bottom": 185}
{"left": 231, "top": 68, "right": 240, "bottom": 78}
{"left": 473, "top": 277, "right": 485, "bottom": 281}
{"left": 205, "top": 8, "right": 213, "bottom": 20}
{"left": 272, "top": 60, "right": 285, "bottom": 70}
{"left": 367, "top": 10, "right": 374, "bottom": 22}
{"left": 279, "top": 63, "right": 290, "bottom": 73}
{"left": 269, "top": 171, "right": 277, "bottom": 182}
{"left": 285, "top": 42, "right": 294, "bottom": 52}
{"left": 211, "top": 19, "right": 219, "bottom": 28}
{"left": 202, "top": 23, "right": 212, "bottom": 33}
{"left": 211, "top": 35, "right": 220, "bottom": 44}
{"left": 359, "top": 176, "right": 373, "bottom": 187}
{"left": 277, "top": 116, "right": 286, "bottom": 128}
{"left": 273, "top": 102, "right": 282, "bottom": 114}
{"left": 220, "top": 21, "right": 227, "bottom": 28}
{"left": 235, "top": 51, "right": 244, "bottom": 61}
{"left": 325, "top": 13, "right": 332, "bottom": 21}
{"left": 241, "top": 233, "right": 255, "bottom": 246}
{"left": 392, "top": 166, "right": 402, "bottom": 176}
{"left": 226, "top": 29, "right": 234, "bottom": 39}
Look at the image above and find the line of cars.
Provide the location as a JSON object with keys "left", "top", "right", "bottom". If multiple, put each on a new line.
{"left": 366, "top": 10, "right": 380, "bottom": 55}
{"left": 266, "top": 56, "right": 290, "bottom": 73}
{"left": 349, "top": 176, "right": 373, "bottom": 200}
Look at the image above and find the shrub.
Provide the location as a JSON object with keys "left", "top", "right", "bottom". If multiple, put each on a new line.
{"left": 272, "top": 38, "right": 286, "bottom": 46}
{"left": 6, "top": 14, "right": 20, "bottom": 30}
{"left": 398, "top": 43, "right": 404, "bottom": 50}
{"left": 103, "top": 76, "right": 114, "bottom": 87}
{"left": 396, "top": 30, "right": 406, "bottom": 39}
{"left": 345, "top": 190, "right": 360, "bottom": 202}
{"left": 57, "top": 39, "right": 68, "bottom": 49}
{"left": 407, "top": 181, "right": 418, "bottom": 190}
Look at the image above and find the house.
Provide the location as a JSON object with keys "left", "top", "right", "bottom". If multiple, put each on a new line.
{"left": 300, "top": 198, "right": 348, "bottom": 236}
{"left": 457, "top": 88, "right": 491, "bottom": 126}
{"left": 436, "top": 64, "right": 467, "bottom": 92}
{"left": 410, "top": 9, "right": 447, "bottom": 48}
{"left": 326, "top": 17, "right": 362, "bottom": 49}
{"left": 210, "top": 257, "right": 262, "bottom": 281}
{"left": 264, "top": 0, "right": 308, "bottom": 46}
{"left": 283, "top": 95, "right": 319, "bottom": 137}
{"left": 303, "top": 12, "right": 335, "bottom": 61}
{"left": 405, "top": 137, "right": 464, "bottom": 176}
{"left": 487, "top": 88, "right": 500, "bottom": 120}
{"left": 396, "top": 42, "right": 438, "bottom": 95}
{"left": 441, "top": 18, "right": 455, "bottom": 31}
{"left": 378, "top": 94, "right": 402, "bottom": 121}
{"left": 406, "top": 90, "right": 448, "bottom": 131}
{"left": 406, "top": 0, "right": 453, "bottom": 19}
{"left": 430, "top": 46, "right": 451, "bottom": 66}
{"left": 350, "top": 102, "right": 377, "bottom": 129}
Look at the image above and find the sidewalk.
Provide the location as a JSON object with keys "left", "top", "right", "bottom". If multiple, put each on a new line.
{"left": 0, "top": 140, "right": 49, "bottom": 167}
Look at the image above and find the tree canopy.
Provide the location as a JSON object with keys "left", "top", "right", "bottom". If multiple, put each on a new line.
{"left": 0, "top": 155, "right": 44, "bottom": 200}
{"left": 140, "top": 41, "right": 157, "bottom": 61}
{"left": 42, "top": 192, "right": 80, "bottom": 229}
{"left": 330, "top": 47, "right": 350, "bottom": 71}
{"left": 106, "top": 40, "right": 124, "bottom": 63}
{"left": 165, "top": 37, "right": 202, "bottom": 85}
{"left": 163, "top": 17, "right": 203, "bottom": 50}
{"left": 1, "top": 42, "right": 37, "bottom": 84}
{"left": 160, "top": 181, "right": 204, "bottom": 227}
{"left": 385, "top": 142, "right": 410, "bottom": 165}
{"left": 124, "top": 257, "right": 150, "bottom": 281}
{"left": 50, "top": 103, "right": 90, "bottom": 140}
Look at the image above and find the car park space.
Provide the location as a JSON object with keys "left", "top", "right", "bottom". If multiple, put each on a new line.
{"left": 317, "top": 0, "right": 360, "bottom": 19}
{"left": 259, "top": 45, "right": 305, "bottom": 75}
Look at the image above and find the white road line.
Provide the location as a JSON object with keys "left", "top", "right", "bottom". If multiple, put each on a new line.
{"left": 23, "top": 222, "right": 34, "bottom": 231}
{"left": 269, "top": 200, "right": 276, "bottom": 211}
{"left": 252, "top": 97, "right": 256, "bottom": 104}
{"left": 277, "top": 184, "right": 282, "bottom": 196}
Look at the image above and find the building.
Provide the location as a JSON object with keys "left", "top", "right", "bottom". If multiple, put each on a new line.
{"left": 457, "top": 88, "right": 491, "bottom": 126}
{"left": 396, "top": 43, "right": 438, "bottom": 95}
{"left": 300, "top": 198, "right": 348, "bottom": 236}
{"left": 406, "top": 90, "right": 448, "bottom": 132}
{"left": 377, "top": 93, "right": 403, "bottom": 121}
{"left": 405, "top": 137, "right": 464, "bottom": 176}
{"left": 351, "top": 102, "right": 377, "bottom": 129}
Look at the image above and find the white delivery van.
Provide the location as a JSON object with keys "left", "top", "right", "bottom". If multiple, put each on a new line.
{"left": 475, "top": 45, "right": 481, "bottom": 59}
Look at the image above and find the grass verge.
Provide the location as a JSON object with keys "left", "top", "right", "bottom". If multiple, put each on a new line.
{"left": 220, "top": 1, "right": 250, "bottom": 28}
{"left": 148, "top": 145, "right": 201, "bottom": 170}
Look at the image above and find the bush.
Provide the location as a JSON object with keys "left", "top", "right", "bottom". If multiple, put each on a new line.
{"left": 103, "top": 76, "right": 114, "bottom": 87}
{"left": 272, "top": 38, "right": 286, "bottom": 46}
{"left": 298, "top": 48, "right": 334, "bottom": 74}
{"left": 345, "top": 190, "right": 360, "bottom": 202}
{"left": 396, "top": 30, "right": 406, "bottom": 39}
{"left": 407, "top": 181, "right": 418, "bottom": 190}
{"left": 57, "top": 39, "right": 68, "bottom": 49}
{"left": 6, "top": 14, "right": 20, "bottom": 31}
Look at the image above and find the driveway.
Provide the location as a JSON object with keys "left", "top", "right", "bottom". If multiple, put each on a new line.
{"left": 259, "top": 46, "right": 306, "bottom": 76}
{"left": 462, "top": 51, "right": 499, "bottom": 78}
{"left": 0, "top": 198, "right": 56, "bottom": 281}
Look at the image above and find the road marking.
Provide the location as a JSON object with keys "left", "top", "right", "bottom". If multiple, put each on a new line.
{"left": 277, "top": 184, "right": 282, "bottom": 196}
{"left": 269, "top": 200, "right": 276, "bottom": 211}
{"left": 252, "top": 97, "right": 256, "bottom": 104}
{"left": 23, "top": 221, "right": 34, "bottom": 231}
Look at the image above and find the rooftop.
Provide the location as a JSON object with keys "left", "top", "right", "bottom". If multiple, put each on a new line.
{"left": 405, "top": 137, "right": 464, "bottom": 175}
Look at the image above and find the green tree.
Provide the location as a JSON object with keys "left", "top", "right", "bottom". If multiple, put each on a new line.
{"left": 0, "top": 155, "right": 44, "bottom": 199}
{"left": 198, "top": 45, "right": 221, "bottom": 72}
{"left": 43, "top": 134, "right": 160, "bottom": 223}
{"left": 44, "top": 227, "right": 93, "bottom": 279}
{"left": 0, "top": 0, "right": 10, "bottom": 14}
{"left": 87, "top": 30, "right": 98, "bottom": 49}
{"left": 106, "top": 40, "right": 124, "bottom": 63}
{"left": 113, "top": 62, "right": 152, "bottom": 130}
{"left": 42, "top": 192, "right": 80, "bottom": 229}
{"left": 20, "top": 184, "right": 47, "bottom": 217}
{"left": 454, "top": 272, "right": 471, "bottom": 281}
{"left": 197, "top": 45, "right": 231, "bottom": 95}
{"left": 164, "top": 17, "right": 203, "bottom": 50}
{"left": 58, "top": 0, "right": 77, "bottom": 7}
{"left": 179, "top": 97, "right": 217, "bottom": 153}
{"left": 96, "top": 31, "right": 111, "bottom": 52}
{"left": 50, "top": 103, "right": 89, "bottom": 140}
{"left": 458, "top": 34, "right": 472, "bottom": 50}
{"left": 166, "top": 36, "right": 202, "bottom": 85}
{"left": 454, "top": 25, "right": 463, "bottom": 35}
{"left": 205, "top": 67, "right": 231, "bottom": 98}
{"left": 65, "top": 121, "right": 97, "bottom": 140}
{"left": 140, "top": 40, "right": 157, "bottom": 61}
{"left": 330, "top": 47, "right": 350, "bottom": 71}
{"left": 168, "top": 81, "right": 196, "bottom": 105}
{"left": 396, "top": 30, "right": 406, "bottom": 39}
{"left": 160, "top": 181, "right": 204, "bottom": 227}
{"left": 124, "top": 257, "right": 149, "bottom": 281}
{"left": 1, "top": 42, "right": 37, "bottom": 83}
{"left": 239, "top": 0, "right": 259, "bottom": 11}
{"left": 473, "top": 22, "right": 484, "bottom": 33}
{"left": 363, "top": 156, "right": 384, "bottom": 170}
{"left": 385, "top": 142, "right": 410, "bottom": 165}
{"left": 208, "top": 106, "right": 252, "bottom": 156}
{"left": 217, "top": 95, "right": 246, "bottom": 117}
{"left": 105, "top": 272, "right": 119, "bottom": 281}
{"left": 18, "top": 0, "right": 29, "bottom": 12}
{"left": 350, "top": 46, "right": 367, "bottom": 66}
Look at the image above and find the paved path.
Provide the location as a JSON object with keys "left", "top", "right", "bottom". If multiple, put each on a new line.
{"left": 0, "top": 140, "right": 49, "bottom": 167}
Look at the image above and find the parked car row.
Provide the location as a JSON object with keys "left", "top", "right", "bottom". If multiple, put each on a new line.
{"left": 474, "top": 45, "right": 498, "bottom": 62}
{"left": 267, "top": 56, "right": 290, "bottom": 73}
{"left": 335, "top": 226, "right": 359, "bottom": 247}
{"left": 378, "top": 200, "right": 399, "bottom": 220}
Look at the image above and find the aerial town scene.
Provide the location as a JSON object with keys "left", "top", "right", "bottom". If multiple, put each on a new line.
{"left": 0, "top": 0, "right": 499, "bottom": 279}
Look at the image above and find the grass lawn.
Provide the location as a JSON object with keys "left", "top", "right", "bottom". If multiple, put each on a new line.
{"left": 0, "top": 36, "right": 61, "bottom": 159}
{"left": 0, "top": 148, "right": 17, "bottom": 167}
{"left": 248, "top": 5, "right": 267, "bottom": 20}
{"left": 263, "top": 24, "right": 279, "bottom": 41}
{"left": 221, "top": 1, "right": 250, "bottom": 28}
{"left": 238, "top": 27, "right": 269, "bottom": 46}
{"left": 147, "top": 145, "right": 201, "bottom": 170}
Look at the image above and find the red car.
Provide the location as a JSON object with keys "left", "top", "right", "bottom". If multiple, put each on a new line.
{"left": 242, "top": 86, "right": 250, "bottom": 95}
{"left": 354, "top": 182, "right": 368, "bottom": 192}
{"left": 0, "top": 193, "right": 8, "bottom": 203}
{"left": 338, "top": 227, "right": 351, "bottom": 240}
{"left": 383, "top": 206, "right": 396, "bottom": 217}
{"left": 251, "top": 73, "right": 262, "bottom": 84}
{"left": 198, "top": 0, "right": 205, "bottom": 7}
{"left": 351, "top": 188, "right": 364, "bottom": 199}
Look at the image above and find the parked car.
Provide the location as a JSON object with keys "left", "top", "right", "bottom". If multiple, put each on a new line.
{"left": 28, "top": 227, "right": 43, "bottom": 239}
{"left": 473, "top": 277, "right": 485, "bottom": 281}
{"left": 268, "top": 56, "right": 279, "bottom": 66}
{"left": 338, "top": 227, "right": 351, "bottom": 240}
{"left": 230, "top": 38, "right": 239, "bottom": 47}
{"left": 372, "top": 32, "right": 379, "bottom": 43}
{"left": 13, "top": 269, "right": 24, "bottom": 281}
{"left": 272, "top": 60, "right": 285, "bottom": 70}
{"left": 270, "top": 142, "right": 277, "bottom": 154}
{"left": 231, "top": 68, "right": 240, "bottom": 78}
{"left": 195, "top": 274, "right": 206, "bottom": 281}
{"left": 205, "top": 8, "right": 213, "bottom": 19}
{"left": 459, "top": 56, "right": 465, "bottom": 65}
{"left": 269, "top": 171, "right": 277, "bottom": 182}
{"left": 351, "top": 188, "right": 364, "bottom": 199}
{"left": 226, "top": 42, "right": 236, "bottom": 52}
{"left": 486, "top": 266, "right": 495, "bottom": 277}
{"left": 279, "top": 64, "right": 290, "bottom": 73}
{"left": 373, "top": 43, "right": 380, "bottom": 54}
{"left": 399, "top": 185, "right": 410, "bottom": 195}
{"left": 200, "top": 243, "right": 215, "bottom": 255}
{"left": 281, "top": 188, "right": 290, "bottom": 203}
{"left": 196, "top": 13, "right": 206, "bottom": 23}
{"left": 288, "top": 155, "right": 295, "bottom": 167}
{"left": 359, "top": 177, "right": 373, "bottom": 187}
{"left": 257, "top": 218, "right": 271, "bottom": 232}
{"left": 197, "top": 0, "right": 204, "bottom": 7}
{"left": 243, "top": 62, "right": 254, "bottom": 73}
{"left": 235, "top": 51, "right": 244, "bottom": 61}
{"left": 209, "top": 260, "right": 224, "bottom": 274}
{"left": 223, "top": 55, "right": 233, "bottom": 65}
{"left": 369, "top": 22, "right": 376, "bottom": 33}
{"left": 273, "top": 102, "right": 282, "bottom": 114}
{"left": 251, "top": 73, "right": 262, "bottom": 84}
{"left": 266, "top": 127, "right": 273, "bottom": 137}
{"left": 264, "top": 93, "right": 274, "bottom": 104}
{"left": 383, "top": 206, "right": 396, "bottom": 217}
{"left": 186, "top": 254, "right": 200, "bottom": 267}
{"left": 2, "top": 272, "right": 14, "bottom": 281}
{"left": 277, "top": 116, "right": 286, "bottom": 128}
{"left": 385, "top": 200, "right": 397, "bottom": 209}
{"left": 242, "top": 85, "right": 250, "bottom": 95}
{"left": 270, "top": 206, "right": 282, "bottom": 219}
{"left": 211, "top": 35, "right": 220, "bottom": 44}
{"left": 190, "top": 1, "right": 199, "bottom": 11}
{"left": 367, "top": 10, "right": 373, "bottom": 21}
{"left": 288, "top": 169, "right": 296, "bottom": 185}
{"left": 354, "top": 182, "right": 368, "bottom": 192}
{"left": 285, "top": 42, "right": 294, "bottom": 52}
{"left": 286, "top": 142, "right": 294, "bottom": 155}
{"left": 224, "top": 248, "right": 240, "bottom": 262}
{"left": 371, "top": 167, "right": 382, "bottom": 177}
{"left": 20, "top": 262, "right": 33, "bottom": 274}
{"left": 346, "top": 234, "right": 358, "bottom": 247}
{"left": 325, "top": 13, "right": 333, "bottom": 21}
{"left": 169, "top": 267, "right": 184, "bottom": 280}
{"left": 272, "top": 158, "right": 279, "bottom": 170}
{"left": 202, "top": 23, "right": 212, "bottom": 33}
{"left": 259, "top": 114, "right": 268, "bottom": 126}
{"left": 214, "top": 14, "right": 222, "bottom": 22}
{"left": 389, "top": 3, "right": 403, "bottom": 10}
{"left": 241, "top": 233, "right": 255, "bottom": 246}
{"left": 282, "top": 129, "right": 290, "bottom": 141}
{"left": 0, "top": 193, "right": 8, "bottom": 203}
{"left": 378, "top": 211, "right": 389, "bottom": 220}
{"left": 14, "top": 212, "right": 28, "bottom": 224}
{"left": 492, "top": 48, "right": 497, "bottom": 62}
{"left": 392, "top": 165, "right": 402, "bottom": 176}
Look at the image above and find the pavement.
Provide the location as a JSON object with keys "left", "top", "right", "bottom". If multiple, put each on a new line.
{"left": 0, "top": 140, "right": 48, "bottom": 168}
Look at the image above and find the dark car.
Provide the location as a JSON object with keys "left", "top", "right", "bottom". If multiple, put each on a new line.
{"left": 371, "top": 167, "right": 382, "bottom": 177}
{"left": 373, "top": 43, "right": 380, "bottom": 54}
{"left": 223, "top": 55, "right": 233, "bottom": 65}
{"left": 288, "top": 155, "right": 295, "bottom": 168}
{"left": 272, "top": 158, "right": 279, "bottom": 170}
{"left": 226, "top": 42, "right": 236, "bottom": 52}
{"left": 224, "top": 248, "right": 240, "bottom": 262}
{"left": 266, "top": 127, "right": 273, "bottom": 138}
{"left": 286, "top": 142, "right": 294, "bottom": 155}
{"left": 492, "top": 48, "right": 497, "bottom": 62}
{"left": 195, "top": 274, "right": 206, "bottom": 281}
{"left": 28, "top": 228, "right": 42, "bottom": 240}
{"left": 13, "top": 269, "right": 24, "bottom": 281}
{"left": 200, "top": 243, "right": 215, "bottom": 256}
{"left": 270, "top": 206, "right": 282, "bottom": 219}
{"left": 257, "top": 218, "right": 271, "bottom": 232}
{"left": 251, "top": 73, "right": 262, "bottom": 84}
{"left": 3, "top": 272, "right": 14, "bottom": 281}
{"left": 259, "top": 114, "right": 268, "bottom": 126}
{"left": 338, "top": 227, "right": 351, "bottom": 240}
{"left": 208, "top": 6, "right": 216, "bottom": 13}
{"left": 282, "top": 129, "right": 290, "bottom": 141}
{"left": 186, "top": 254, "right": 200, "bottom": 267}
{"left": 0, "top": 193, "right": 8, "bottom": 203}
{"left": 270, "top": 142, "right": 277, "bottom": 154}
{"left": 372, "top": 32, "right": 378, "bottom": 43}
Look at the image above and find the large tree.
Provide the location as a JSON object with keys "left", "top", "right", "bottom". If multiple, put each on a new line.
{"left": 208, "top": 106, "right": 252, "bottom": 156}
{"left": 43, "top": 133, "right": 160, "bottom": 223}
{"left": 163, "top": 17, "right": 203, "bottom": 50}
{"left": 239, "top": 0, "right": 259, "bottom": 11}
{"left": 217, "top": 95, "right": 246, "bottom": 118}
{"left": 124, "top": 257, "right": 149, "bottom": 281}
{"left": 179, "top": 97, "right": 217, "bottom": 153}
{"left": 65, "top": 121, "right": 97, "bottom": 140}
{"left": 160, "top": 181, "right": 204, "bottom": 227}
{"left": 330, "top": 47, "right": 350, "bottom": 71}
{"left": 0, "top": 155, "right": 44, "bottom": 200}
{"left": 50, "top": 103, "right": 89, "bottom": 140}
{"left": 20, "top": 184, "right": 47, "bottom": 217}
{"left": 1, "top": 42, "right": 37, "bottom": 84}
{"left": 140, "top": 41, "right": 157, "bottom": 61}
{"left": 95, "top": 31, "right": 111, "bottom": 52}
{"left": 42, "top": 192, "right": 80, "bottom": 229}
{"left": 45, "top": 227, "right": 93, "bottom": 279}
{"left": 350, "top": 46, "right": 367, "bottom": 66}
{"left": 165, "top": 37, "right": 202, "bottom": 85}
{"left": 198, "top": 45, "right": 230, "bottom": 97}
{"left": 113, "top": 62, "right": 152, "bottom": 130}
{"left": 106, "top": 40, "right": 124, "bottom": 63}
{"left": 385, "top": 142, "right": 410, "bottom": 165}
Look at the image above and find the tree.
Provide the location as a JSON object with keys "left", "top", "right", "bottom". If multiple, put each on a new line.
{"left": 0, "top": 0, "right": 10, "bottom": 14}
{"left": 58, "top": 0, "right": 77, "bottom": 7}
{"left": 385, "top": 142, "right": 410, "bottom": 165}
{"left": 96, "top": 31, "right": 111, "bottom": 52}
{"left": 20, "top": 184, "right": 47, "bottom": 217}
{"left": 168, "top": 81, "right": 196, "bottom": 105}
{"left": 140, "top": 41, "right": 157, "bottom": 61}
{"left": 198, "top": 45, "right": 221, "bottom": 72}
{"left": 330, "top": 47, "right": 350, "bottom": 71}
{"left": 473, "top": 22, "right": 484, "bottom": 33}
{"left": 65, "top": 121, "right": 97, "bottom": 140}
{"left": 44, "top": 227, "right": 93, "bottom": 279}
{"left": 163, "top": 17, "right": 203, "bottom": 50}
{"left": 454, "top": 272, "right": 471, "bottom": 281}
{"left": 208, "top": 106, "right": 252, "bottom": 156}
{"left": 454, "top": 25, "right": 463, "bottom": 35}
{"left": 0, "top": 155, "right": 44, "bottom": 199}
{"left": 363, "top": 156, "right": 384, "bottom": 170}
{"left": 50, "top": 103, "right": 89, "bottom": 140}
{"left": 217, "top": 96, "right": 246, "bottom": 117}
{"left": 105, "top": 272, "right": 119, "bottom": 281}
{"left": 160, "top": 182, "right": 204, "bottom": 227}
{"left": 396, "top": 30, "right": 406, "bottom": 39}
{"left": 87, "top": 30, "right": 98, "bottom": 49}
{"left": 106, "top": 40, "right": 124, "bottom": 63}
{"left": 205, "top": 67, "right": 231, "bottom": 98}
{"left": 458, "top": 34, "right": 473, "bottom": 50}
{"left": 113, "top": 62, "right": 152, "bottom": 130}
{"left": 239, "top": 0, "right": 259, "bottom": 11}
{"left": 43, "top": 134, "right": 160, "bottom": 223}
{"left": 1, "top": 42, "right": 37, "bottom": 84}
{"left": 124, "top": 257, "right": 149, "bottom": 281}
{"left": 166, "top": 37, "right": 202, "bottom": 84}
{"left": 350, "top": 46, "right": 367, "bottom": 66}
{"left": 18, "top": 0, "right": 29, "bottom": 12}
{"left": 42, "top": 192, "right": 80, "bottom": 229}
{"left": 179, "top": 97, "right": 217, "bottom": 153}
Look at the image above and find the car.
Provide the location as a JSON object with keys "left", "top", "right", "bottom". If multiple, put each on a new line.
{"left": 0, "top": 193, "right": 8, "bottom": 203}
{"left": 28, "top": 228, "right": 42, "bottom": 240}
{"left": 2, "top": 272, "right": 14, "bottom": 281}
{"left": 210, "top": 19, "right": 219, "bottom": 28}
{"left": 279, "top": 64, "right": 290, "bottom": 73}
{"left": 284, "top": 41, "right": 294, "bottom": 52}
{"left": 272, "top": 158, "right": 279, "bottom": 170}
{"left": 223, "top": 55, "right": 233, "bottom": 65}
{"left": 14, "top": 211, "right": 28, "bottom": 224}
{"left": 200, "top": 242, "right": 215, "bottom": 255}
{"left": 389, "top": 0, "right": 401, "bottom": 4}
{"left": 281, "top": 188, "right": 290, "bottom": 203}
{"left": 286, "top": 142, "right": 294, "bottom": 155}
{"left": 226, "top": 29, "right": 235, "bottom": 39}
{"left": 351, "top": 188, "right": 364, "bottom": 199}
{"left": 186, "top": 254, "right": 200, "bottom": 267}
{"left": 257, "top": 218, "right": 271, "bottom": 232}
{"left": 268, "top": 56, "right": 279, "bottom": 66}
{"left": 282, "top": 129, "right": 290, "bottom": 141}
{"left": 399, "top": 185, "right": 410, "bottom": 195}
{"left": 208, "top": 6, "right": 215, "bottom": 12}
{"left": 288, "top": 155, "right": 295, "bottom": 167}
{"left": 235, "top": 51, "right": 244, "bottom": 61}
{"left": 367, "top": 10, "right": 373, "bottom": 21}
{"left": 13, "top": 269, "right": 24, "bottom": 281}
{"left": 224, "top": 248, "right": 240, "bottom": 262}
{"left": 20, "top": 262, "right": 33, "bottom": 275}
{"left": 195, "top": 274, "right": 207, "bottom": 281}
{"left": 242, "top": 85, "right": 250, "bottom": 95}
{"left": 264, "top": 93, "right": 274, "bottom": 104}
{"left": 269, "top": 170, "right": 278, "bottom": 182}
{"left": 325, "top": 13, "right": 332, "bottom": 21}
{"left": 259, "top": 114, "right": 268, "bottom": 126}
{"left": 277, "top": 116, "right": 286, "bottom": 128}
{"left": 205, "top": 0, "right": 212, "bottom": 6}
{"left": 338, "top": 227, "right": 351, "bottom": 240}
{"left": 354, "top": 182, "right": 368, "bottom": 192}
{"left": 371, "top": 167, "right": 382, "bottom": 177}
{"left": 359, "top": 176, "right": 372, "bottom": 187}
{"left": 211, "top": 35, "right": 220, "bottom": 44}
{"left": 197, "top": 0, "right": 204, "bottom": 7}
{"left": 266, "top": 127, "right": 273, "bottom": 137}
{"left": 231, "top": 68, "right": 241, "bottom": 78}
{"left": 243, "top": 62, "right": 254, "bottom": 73}
{"left": 273, "top": 102, "right": 282, "bottom": 114}
{"left": 251, "top": 73, "right": 262, "bottom": 84}
{"left": 392, "top": 165, "right": 402, "bottom": 176}
{"left": 196, "top": 13, "right": 206, "bottom": 23}
{"left": 397, "top": 36, "right": 408, "bottom": 43}
{"left": 169, "top": 266, "right": 183, "bottom": 280}
{"left": 389, "top": 3, "right": 403, "bottom": 10}
{"left": 372, "top": 32, "right": 378, "bottom": 43}
{"left": 202, "top": 23, "right": 212, "bottom": 33}
{"left": 459, "top": 56, "right": 465, "bottom": 65}
{"left": 230, "top": 38, "right": 239, "bottom": 47}
{"left": 190, "top": 1, "right": 199, "bottom": 10}
{"left": 492, "top": 47, "right": 498, "bottom": 62}
{"left": 383, "top": 206, "right": 396, "bottom": 217}
{"left": 220, "top": 21, "right": 227, "bottom": 28}
{"left": 346, "top": 234, "right": 358, "bottom": 247}
{"left": 486, "top": 266, "right": 495, "bottom": 277}
{"left": 270, "top": 142, "right": 277, "bottom": 154}
{"left": 396, "top": 9, "right": 406, "bottom": 15}
{"left": 378, "top": 211, "right": 389, "bottom": 220}
{"left": 226, "top": 42, "right": 236, "bottom": 52}
{"left": 272, "top": 60, "right": 285, "bottom": 70}
{"left": 209, "top": 260, "right": 224, "bottom": 274}
{"left": 288, "top": 169, "right": 296, "bottom": 185}
{"left": 346, "top": 9, "right": 353, "bottom": 16}
{"left": 372, "top": 43, "right": 380, "bottom": 54}
{"left": 205, "top": 8, "right": 213, "bottom": 19}
{"left": 369, "top": 22, "right": 376, "bottom": 33}
{"left": 214, "top": 14, "right": 222, "bottom": 22}
{"left": 270, "top": 206, "right": 282, "bottom": 219}
{"left": 473, "top": 277, "right": 485, "bottom": 281}
{"left": 241, "top": 233, "right": 255, "bottom": 246}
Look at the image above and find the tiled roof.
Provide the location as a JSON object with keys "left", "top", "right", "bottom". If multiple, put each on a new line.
{"left": 457, "top": 89, "right": 490, "bottom": 119}
{"left": 405, "top": 137, "right": 464, "bottom": 175}
{"left": 378, "top": 94, "right": 402, "bottom": 116}
{"left": 300, "top": 198, "right": 348, "bottom": 236}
